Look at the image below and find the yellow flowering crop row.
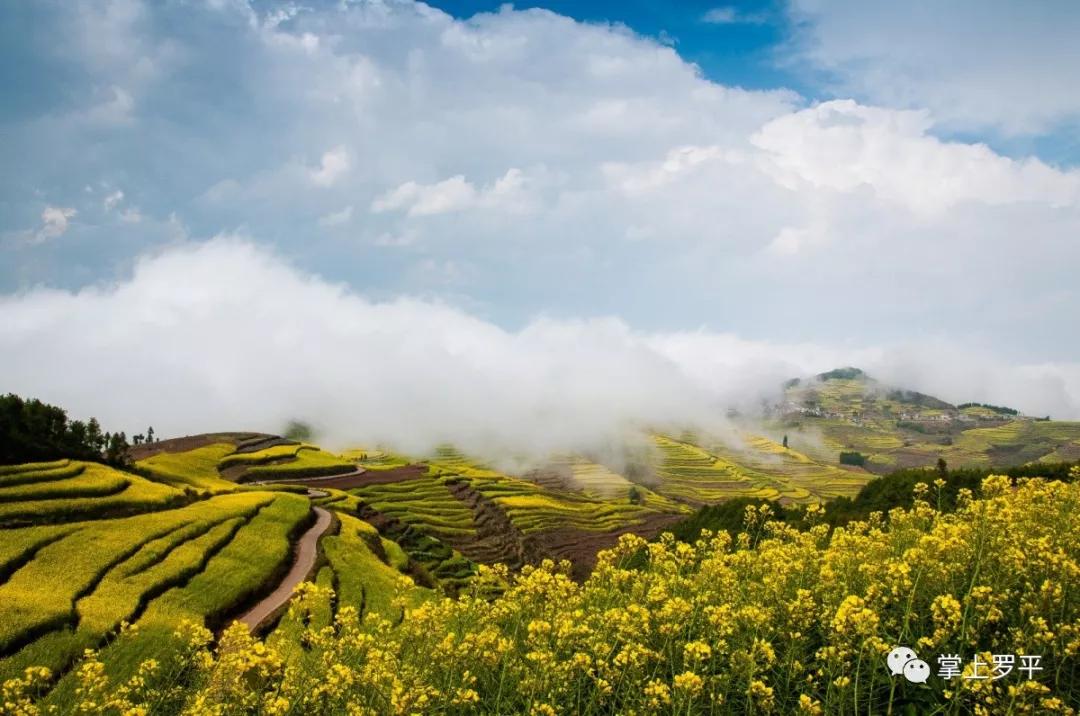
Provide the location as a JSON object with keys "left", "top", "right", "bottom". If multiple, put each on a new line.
{"left": 136, "top": 443, "right": 239, "bottom": 494}
{"left": 0, "top": 463, "right": 184, "bottom": 525}
{"left": 8, "top": 472, "right": 1076, "bottom": 715}
{"left": 0, "top": 491, "right": 274, "bottom": 658}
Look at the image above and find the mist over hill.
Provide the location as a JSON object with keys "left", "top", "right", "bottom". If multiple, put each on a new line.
{"left": 2, "top": 240, "right": 1079, "bottom": 466}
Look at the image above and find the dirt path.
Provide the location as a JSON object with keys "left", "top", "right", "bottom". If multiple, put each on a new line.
{"left": 238, "top": 495, "right": 333, "bottom": 632}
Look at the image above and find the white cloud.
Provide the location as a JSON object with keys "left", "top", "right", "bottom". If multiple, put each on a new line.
{"left": 751, "top": 100, "right": 1080, "bottom": 215}
{"left": 103, "top": 189, "right": 125, "bottom": 210}
{"left": 371, "top": 168, "right": 531, "bottom": 216}
{"left": 786, "top": 0, "right": 1080, "bottom": 135}
{"left": 318, "top": 205, "right": 353, "bottom": 227}
{"left": 3, "top": 0, "right": 1080, "bottom": 363}
{"left": 702, "top": 7, "right": 766, "bottom": 25}
{"left": 33, "top": 206, "right": 77, "bottom": 243}
{"left": 309, "top": 146, "right": 350, "bottom": 187}
{"left": 1, "top": 240, "right": 1076, "bottom": 462}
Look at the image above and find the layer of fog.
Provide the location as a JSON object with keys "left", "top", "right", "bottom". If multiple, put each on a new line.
{"left": 2, "top": 239, "right": 1078, "bottom": 464}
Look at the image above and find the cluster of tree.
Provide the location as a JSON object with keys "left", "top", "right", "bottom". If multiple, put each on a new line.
{"left": 956, "top": 402, "right": 1019, "bottom": 416}
{"left": 885, "top": 389, "right": 954, "bottom": 410}
{"left": 896, "top": 420, "right": 951, "bottom": 435}
{"left": 816, "top": 367, "right": 865, "bottom": 381}
{"left": 668, "top": 459, "right": 1080, "bottom": 543}
{"left": 0, "top": 393, "right": 153, "bottom": 467}
{"left": 283, "top": 420, "right": 314, "bottom": 442}
{"left": 838, "top": 450, "right": 867, "bottom": 466}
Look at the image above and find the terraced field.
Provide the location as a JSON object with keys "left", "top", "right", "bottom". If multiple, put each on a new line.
{"left": 0, "top": 444, "right": 430, "bottom": 703}
{"left": 772, "top": 371, "right": 1080, "bottom": 473}
{"left": 135, "top": 442, "right": 239, "bottom": 492}
{"left": 428, "top": 447, "right": 678, "bottom": 534}
{"left": 651, "top": 435, "right": 775, "bottom": 503}
{"left": 3, "top": 385, "right": 1077, "bottom": 712}
{"left": 132, "top": 433, "right": 360, "bottom": 487}
{"left": 348, "top": 474, "right": 477, "bottom": 541}
{"left": 0, "top": 460, "right": 185, "bottom": 524}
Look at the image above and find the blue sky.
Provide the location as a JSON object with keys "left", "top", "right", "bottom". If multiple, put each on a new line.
{"left": 432, "top": 0, "right": 800, "bottom": 90}
{"left": 2, "top": 0, "right": 1080, "bottom": 433}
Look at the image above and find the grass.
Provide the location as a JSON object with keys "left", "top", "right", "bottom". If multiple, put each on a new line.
{"left": 0, "top": 462, "right": 185, "bottom": 525}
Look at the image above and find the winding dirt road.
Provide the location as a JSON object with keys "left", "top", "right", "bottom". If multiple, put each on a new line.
{"left": 239, "top": 494, "right": 333, "bottom": 632}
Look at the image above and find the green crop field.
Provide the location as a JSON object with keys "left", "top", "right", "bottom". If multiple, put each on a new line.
{"left": 428, "top": 447, "right": 681, "bottom": 535}
{"left": 323, "top": 513, "right": 428, "bottom": 620}
{"left": 348, "top": 475, "right": 478, "bottom": 540}
{"left": 651, "top": 435, "right": 778, "bottom": 503}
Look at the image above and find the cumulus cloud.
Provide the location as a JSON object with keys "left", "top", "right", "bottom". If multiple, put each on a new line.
{"left": 1, "top": 240, "right": 1077, "bottom": 461}
{"left": 318, "top": 205, "right": 353, "bottom": 228}
{"left": 103, "top": 190, "right": 125, "bottom": 211}
{"left": 702, "top": 7, "right": 767, "bottom": 25}
{"left": 371, "top": 169, "right": 531, "bottom": 216}
{"left": 752, "top": 100, "right": 1080, "bottom": 215}
{"left": 33, "top": 206, "right": 77, "bottom": 243}
{"left": 309, "top": 146, "right": 350, "bottom": 187}
{"left": 1, "top": 0, "right": 1079, "bottom": 367}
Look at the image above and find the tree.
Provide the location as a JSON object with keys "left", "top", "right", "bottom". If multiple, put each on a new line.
{"left": 105, "top": 432, "right": 130, "bottom": 467}
{"left": 937, "top": 457, "right": 948, "bottom": 477}
{"left": 0, "top": 393, "right": 114, "bottom": 464}
{"left": 147, "top": 426, "right": 155, "bottom": 443}
{"left": 86, "top": 418, "right": 104, "bottom": 453}
{"left": 839, "top": 451, "right": 867, "bottom": 467}
{"left": 628, "top": 485, "right": 643, "bottom": 505}
{"left": 284, "top": 420, "right": 314, "bottom": 442}
{"left": 782, "top": 435, "right": 788, "bottom": 449}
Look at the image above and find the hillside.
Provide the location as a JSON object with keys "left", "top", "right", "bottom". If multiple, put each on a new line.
{"left": 3, "top": 383, "right": 1080, "bottom": 712}
{"left": 2, "top": 454, "right": 1077, "bottom": 713}
{"left": 765, "top": 367, "right": 1080, "bottom": 473}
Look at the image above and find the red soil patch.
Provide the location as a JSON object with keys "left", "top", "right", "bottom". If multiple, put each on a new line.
{"left": 533, "top": 512, "right": 684, "bottom": 581}
{"left": 255, "top": 464, "right": 427, "bottom": 490}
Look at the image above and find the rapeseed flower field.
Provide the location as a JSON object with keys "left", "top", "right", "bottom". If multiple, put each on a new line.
{"left": 6, "top": 472, "right": 1078, "bottom": 714}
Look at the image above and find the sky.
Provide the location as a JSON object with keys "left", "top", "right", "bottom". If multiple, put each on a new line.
{"left": 1, "top": 0, "right": 1079, "bottom": 445}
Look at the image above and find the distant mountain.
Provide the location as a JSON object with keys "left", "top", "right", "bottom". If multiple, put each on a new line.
{"left": 762, "top": 368, "right": 1078, "bottom": 473}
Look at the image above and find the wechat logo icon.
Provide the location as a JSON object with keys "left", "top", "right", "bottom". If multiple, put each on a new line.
{"left": 888, "top": 646, "right": 930, "bottom": 684}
